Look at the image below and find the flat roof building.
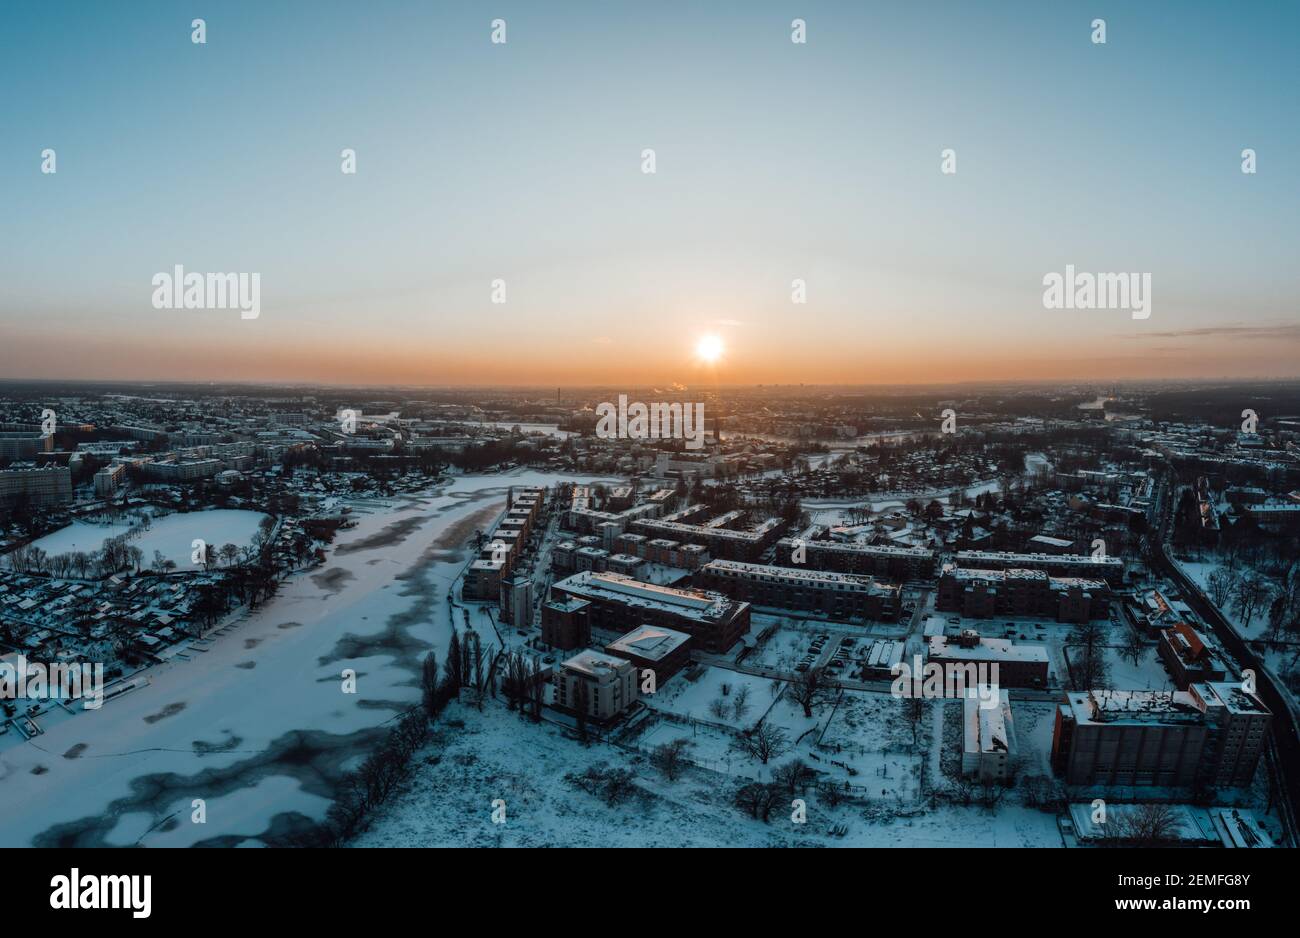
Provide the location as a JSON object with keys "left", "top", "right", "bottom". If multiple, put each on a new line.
{"left": 954, "top": 549, "right": 1125, "bottom": 586}
{"left": 697, "top": 559, "right": 901, "bottom": 622}
{"left": 937, "top": 564, "right": 1109, "bottom": 623}
{"left": 963, "top": 687, "right": 1017, "bottom": 783}
{"left": 928, "top": 632, "right": 1050, "bottom": 689}
{"left": 555, "top": 650, "right": 638, "bottom": 724}
{"left": 0, "top": 465, "right": 72, "bottom": 511}
{"left": 1052, "top": 683, "right": 1271, "bottom": 789}
{"left": 605, "top": 624, "right": 692, "bottom": 684}
{"left": 776, "top": 537, "right": 935, "bottom": 579}
{"left": 1158, "top": 622, "right": 1227, "bottom": 690}
{"left": 549, "top": 570, "right": 750, "bottom": 654}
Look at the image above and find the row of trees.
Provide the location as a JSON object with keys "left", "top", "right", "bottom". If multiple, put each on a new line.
{"left": 285, "top": 642, "right": 475, "bottom": 847}
{"left": 279, "top": 708, "right": 432, "bottom": 847}
{"left": 733, "top": 758, "right": 823, "bottom": 822}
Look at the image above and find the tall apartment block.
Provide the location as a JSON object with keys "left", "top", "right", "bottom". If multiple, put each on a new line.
{"left": 1052, "top": 683, "right": 1271, "bottom": 789}
{"left": 0, "top": 465, "right": 72, "bottom": 511}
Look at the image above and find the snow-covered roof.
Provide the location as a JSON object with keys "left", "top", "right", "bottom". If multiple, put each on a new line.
{"left": 606, "top": 624, "right": 690, "bottom": 661}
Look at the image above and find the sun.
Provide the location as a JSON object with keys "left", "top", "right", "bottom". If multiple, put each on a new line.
{"left": 695, "top": 334, "right": 725, "bottom": 364}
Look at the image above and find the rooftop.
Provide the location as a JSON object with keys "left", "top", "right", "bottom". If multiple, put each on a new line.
{"left": 562, "top": 649, "right": 635, "bottom": 677}
{"left": 606, "top": 624, "right": 691, "bottom": 661}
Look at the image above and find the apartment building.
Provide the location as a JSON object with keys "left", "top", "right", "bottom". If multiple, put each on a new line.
{"left": 775, "top": 537, "right": 936, "bottom": 580}
{"left": 928, "top": 632, "right": 1050, "bottom": 688}
{"left": 142, "top": 458, "right": 222, "bottom": 482}
{"left": 566, "top": 502, "right": 661, "bottom": 536}
{"left": 499, "top": 575, "right": 532, "bottom": 627}
{"left": 937, "top": 564, "right": 1109, "bottom": 623}
{"left": 954, "top": 549, "right": 1125, "bottom": 586}
{"left": 1051, "top": 683, "right": 1271, "bottom": 789}
{"left": 612, "top": 532, "right": 711, "bottom": 570}
{"left": 548, "top": 571, "right": 750, "bottom": 653}
{"left": 0, "top": 465, "right": 72, "bottom": 510}
{"left": 630, "top": 505, "right": 783, "bottom": 561}
{"left": 93, "top": 463, "right": 127, "bottom": 498}
{"left": 554, "top": 650, "right": 638, "bottom": 723}
{"left": 697, "top": 559, "right": 901, "bottom": 622}
{"left": 541, "top": 595, "right": 591, "bottom": 650}
{"left": 0, "top": 432, "right": 51, "bottom": 462}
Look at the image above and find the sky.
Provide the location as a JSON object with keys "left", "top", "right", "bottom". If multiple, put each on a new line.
{"left": 1, "top": 0, "right": 1297, "bottom": 388}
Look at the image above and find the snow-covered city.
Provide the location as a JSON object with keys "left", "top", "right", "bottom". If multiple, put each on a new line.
{"left": 2, "top": 384, "right": 1297, "bottom": 856}
{"left": 3, "top": 0, "right": 1293, "bottom": 920}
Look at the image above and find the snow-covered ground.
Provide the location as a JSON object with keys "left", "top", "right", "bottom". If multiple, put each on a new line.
{"left": 31, "top": 509, "right": 270, "bottom": 566}
{"left": 642, "top": 666, "right": 782, "bottom": 729}
{"left": 0, "top": 470, "right": 611, "bottom": 847}
{"left": 354, "top": 700, "right": 1064, "bottom": 848}
{"left": 803, "top": 478, "right": 1002, "bottom": 528}
{"left": 1101, "top": 645, "right": 1173, "bottom": 691}
{"left": 1174, "top": 555, "right": 1300, "bottom": 710}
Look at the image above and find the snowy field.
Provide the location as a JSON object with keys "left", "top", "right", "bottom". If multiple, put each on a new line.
{"left": 0, "top": 470, "right": 614, "bottom": 847}
{"left": 32, "top": 510, "right": 270, "bottom": 566}
{"left": 643, "top": 666, "right": 783, "bottom": 729}
{"left": 812, "top": 691, "right": 923, "bottom": 801}
{"left": 1100, "top": 645, "right": 1173, "bottom": 691}
{"left": 354, "top": 701, "right": 1064, "bottom": 848}
{"left": 802, "top": 479, "right": 1002, "bottom": 529}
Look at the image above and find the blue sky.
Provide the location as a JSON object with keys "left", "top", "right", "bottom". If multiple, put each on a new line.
{"left": 1, "top": 0, "right": 1296, "bottom": 385}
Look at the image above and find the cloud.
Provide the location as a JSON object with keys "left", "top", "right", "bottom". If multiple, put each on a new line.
{"left": 1125, "top": 323, "right": 1300, "bottom": 342}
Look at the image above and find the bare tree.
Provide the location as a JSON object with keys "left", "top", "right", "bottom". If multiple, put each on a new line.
{"left": 817, "top": 779, "right": 848, "bottom": 808}
{"left": 905, "top": 694, "right": 925, "bottom": 747}
{"left": 1068, "top": 619, "right": 1109, "bottom": 689}
{"left": 469, "top": 631, "right": 487, "bottom": 708}
{"left": 500, "top": 650, "right": 533, "bottom": 714}
{"left": 1111, "top": 803, "right": 1184, "bottom": 845}
{"left": 1119, "top": 626, "right": 1146, "bottom": 667}
{"left": 731, "top": 683, "right": 752, "bottom": 722}
{"left": 1206, "top": 566, "right": 1237, "bottom": 607}
{"left": 788, "top": 666, "right": 830, "bottom": 718}
{"left": 734, "top": 782, "right": 782, "bottom": 822}
{"left": 1232, "top": 573, "right": 1269, "bottom": 629}
{"left": 420, "top": 651, "right": 440, "bottom": 718}
{"left": 650, "top": 738, "right": 693, "bottom": 782}
{"left": 444, "top": 630, "right": 464, "bottom": 694}
{"left": 729, "top": 721, "right": 789, "bottom": 765}
{"left": 772, "top": 758, "right": 815, "bottom": 795}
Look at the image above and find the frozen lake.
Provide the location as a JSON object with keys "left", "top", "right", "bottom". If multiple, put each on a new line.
{"left": 0, "top": 470, "right": 611, "bottom": 847}
{"left": 32, "top": 510, "right": 270, "bottom": 566}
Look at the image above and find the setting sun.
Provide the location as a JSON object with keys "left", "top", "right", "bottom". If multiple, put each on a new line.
{"left": 695, "top": 334, "right": 725, "bottom": 364}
